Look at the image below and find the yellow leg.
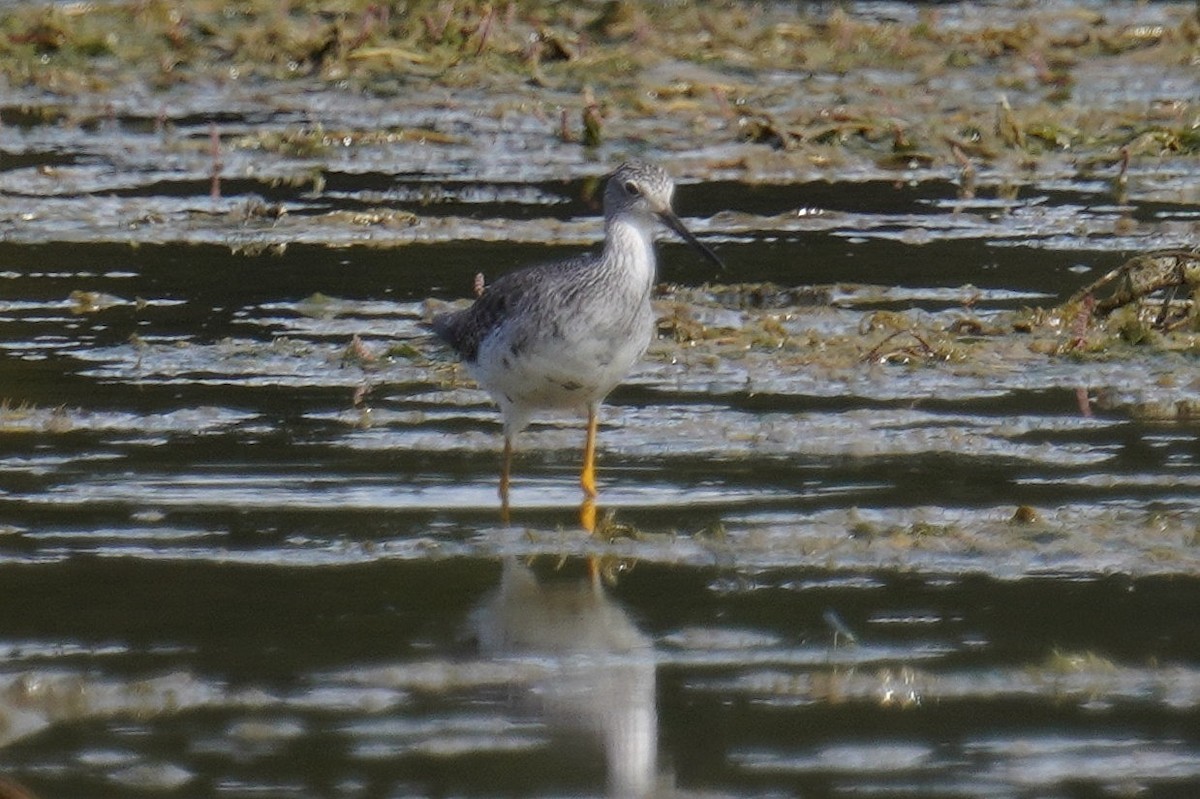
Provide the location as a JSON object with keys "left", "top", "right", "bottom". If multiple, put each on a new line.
{"left": 579, "top": 495, "right": 597, "bottom": 533}
{"left": 500, "top": 434, "right": 513, "bottom": 524}
{"left": 581, "top": 406, "right": 599, "bottom": 498}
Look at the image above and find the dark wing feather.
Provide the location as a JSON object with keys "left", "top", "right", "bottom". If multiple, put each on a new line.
{"left": 429, "top": 282, "right": 512, "bottom": 363}
{"left": 429, "top": 255, "right": 589, "bottom": 364}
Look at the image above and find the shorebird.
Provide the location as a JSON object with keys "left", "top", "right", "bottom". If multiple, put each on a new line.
{"left": 430, "top": 161, "right": 724, "bottom": 515}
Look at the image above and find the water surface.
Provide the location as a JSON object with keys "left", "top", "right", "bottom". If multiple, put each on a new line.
{"left": 2, "top": 1, "right": 1200, "bottom": 796}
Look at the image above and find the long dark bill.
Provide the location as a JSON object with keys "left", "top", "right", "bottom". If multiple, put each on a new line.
{"left": 658, "top": 210, "right": 727, "bottom": 272}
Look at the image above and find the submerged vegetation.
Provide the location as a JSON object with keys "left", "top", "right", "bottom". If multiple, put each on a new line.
{"left": 648, "top": 246, "right": 1200, "bottom": 386}
{"left": 0, "top": 0, "right": 1197, "bottom": 174}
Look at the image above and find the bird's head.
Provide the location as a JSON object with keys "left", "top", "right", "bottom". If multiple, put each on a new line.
{"left": 604, "top": 161, "right": 726, "bottom": 272}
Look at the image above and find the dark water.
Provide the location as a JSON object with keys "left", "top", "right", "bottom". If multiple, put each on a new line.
{"left": 3, "top": 25, "right": 1200, "bottom": 799}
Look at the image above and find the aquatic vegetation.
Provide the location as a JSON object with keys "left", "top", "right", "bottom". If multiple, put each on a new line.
{"left": 1068, "top": 249, "right": 1200, "bottom": 330}
{"left": 1, "top": 4, "right": 1198, "bottom": 798}
{"left": 0, "top": 0, "right": 1195, "bottom": 180}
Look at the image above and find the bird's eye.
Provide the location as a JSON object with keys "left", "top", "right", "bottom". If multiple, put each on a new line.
{"left": 623, "top": 180, "right": 641, "bottom": 196}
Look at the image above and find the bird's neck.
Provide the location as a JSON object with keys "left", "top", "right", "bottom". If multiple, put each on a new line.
{"left": 603, "top": 215, "right": 657, "bottom": 295}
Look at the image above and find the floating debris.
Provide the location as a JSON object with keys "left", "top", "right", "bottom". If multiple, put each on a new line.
{"left": 1066, "top": 249, "right": 1200, "bottom": 331}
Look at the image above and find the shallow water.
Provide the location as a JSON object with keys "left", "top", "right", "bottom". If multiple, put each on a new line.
{"left": 3, "top": 2, "right": 1200, "bottom": 796}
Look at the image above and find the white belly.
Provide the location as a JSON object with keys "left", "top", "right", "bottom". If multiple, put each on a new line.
{"left": 471, "top": 304, "right": 653, "bottom": 432}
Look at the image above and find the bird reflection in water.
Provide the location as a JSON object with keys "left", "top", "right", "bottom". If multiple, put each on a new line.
{"left": 471, "top": 558, "right": 662, "bottom": 797}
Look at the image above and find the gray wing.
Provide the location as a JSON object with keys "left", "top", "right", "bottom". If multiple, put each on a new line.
{"left": 430, "top": 255, "right": 589, "bottom": 364}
